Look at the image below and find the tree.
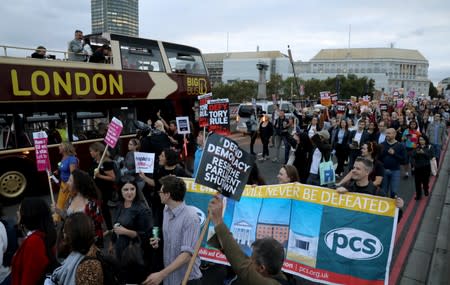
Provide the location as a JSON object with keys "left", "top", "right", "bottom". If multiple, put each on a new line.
{"left": 429, "top": 81, "right": 438, "bottom": 98}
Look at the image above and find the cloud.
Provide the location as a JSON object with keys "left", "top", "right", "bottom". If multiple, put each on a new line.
{"left": 1, "top": 0, "right": 449, "bottom": 83}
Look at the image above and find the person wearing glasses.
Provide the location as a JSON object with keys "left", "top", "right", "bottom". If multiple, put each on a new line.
{"left": 144, "top": 175, "right": 202, "bottom": 285}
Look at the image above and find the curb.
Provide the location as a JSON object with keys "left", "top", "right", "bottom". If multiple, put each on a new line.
{"left": 426, "top": 162, "right": 450, "bottom": 284}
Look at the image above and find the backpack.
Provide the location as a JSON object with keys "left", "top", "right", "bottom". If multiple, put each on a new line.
{"left": 0, "top": 218, "right": 18, "bottom": 267}
{"left": 80, "top": 251, "right": 121, "bottom": 285}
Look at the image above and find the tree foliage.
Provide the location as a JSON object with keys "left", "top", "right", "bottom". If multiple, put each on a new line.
{"left": 429, "top": 81, "right": 438, "bottom": 98}
{"left": 211, "top": 74, "right": 377, "bottom": 103}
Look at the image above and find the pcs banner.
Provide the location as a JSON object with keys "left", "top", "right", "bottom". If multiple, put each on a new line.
{"left": 184, "top": 179, "right": 398, "bottom": 285}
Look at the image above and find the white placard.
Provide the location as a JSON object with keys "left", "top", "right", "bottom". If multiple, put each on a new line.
{"left": 176, "top": 116, "right": 191, "bottom": 135}
{"left": 134, "top": 152, "right": 155, "bottom": 173}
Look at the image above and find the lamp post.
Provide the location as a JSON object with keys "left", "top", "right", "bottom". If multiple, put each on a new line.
{"left": 256, "top": 62, "right": 269, "bottom": 100}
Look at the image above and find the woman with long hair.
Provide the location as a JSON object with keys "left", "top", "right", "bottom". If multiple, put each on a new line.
{"left": 277, "top": 165, "right": 300, "bottom": 184}
{"left": 53, "top": 142, "right": 78, "bottom": 221}
{"left": 60, "top": 169, "right": 104, "bottom": 247}
{"left": 402, "top": 120, "right": 421, "bottom": 178}
{"left": 46, "top": 213, "right": 103, "bottom": 285}
{"left": 258, "top": 113, "right": 273, "bottom": 161}
{"left": 333, "top": 119, "right": 350, "bottom": 177}
{"left": 11, "top": 198, "right": 57, "bottom": 285}
{"left": 110, "top": 179, "right": 152, "bottom": 284}
{"left": 412, "top": 136, "right": 434, "bottom": 200}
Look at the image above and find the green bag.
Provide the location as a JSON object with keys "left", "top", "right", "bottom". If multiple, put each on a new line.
{"left": 319, "top": 159, "right": 335, "bottom": 185}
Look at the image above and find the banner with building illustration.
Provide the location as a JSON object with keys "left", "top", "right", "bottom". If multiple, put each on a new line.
{"left": 183, "top": 178, "right": 398, "bottom": 285}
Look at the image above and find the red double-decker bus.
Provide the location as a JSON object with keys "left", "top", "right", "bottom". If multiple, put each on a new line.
{"left": 0, "top": 32, "right": 210, "bottom": 202}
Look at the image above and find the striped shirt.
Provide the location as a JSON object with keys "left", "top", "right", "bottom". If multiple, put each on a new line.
{"left": 162, "top": 202, "right": 202, "bottom": 285}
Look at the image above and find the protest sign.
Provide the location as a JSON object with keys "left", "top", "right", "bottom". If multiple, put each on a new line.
{"left": 134, "top": 152, "right": 155, "bottom": 173}
{"left": 330, "top": 94, "right": 338, "bottom": 105}
{"left": 176, "top": 116, "right": 191, "bottom": 135}
{"left": 320, "top": 91, "right": 332, "bottom": 107}
{"left": 336, "top": 101, "right": 346, "bottom": 114}
{"left": 198, "top": 92, "right": 212, "bottom": 128}
{"left": 207, "top": 99, "right": 230, "bottom": 135}
{"left": 195, "top": 133, "right": 254, "bottom": 201}
{"left": 33, "top": 131, "right": 55, "bottom": 204}
{"left": 104, "top": 117, "right": 123, "bottom": 148}
{"left": 32, "top": 131, "right": 50, "bottom": 172}
{"left": 184, "top": 179, "right": 398, "bottom": 285}
{"left": 380, "top": 103, "right": 388, "bottom": 112}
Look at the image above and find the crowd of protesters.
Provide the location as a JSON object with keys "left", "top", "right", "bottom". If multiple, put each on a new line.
{"left": 254, "top": 97, "right": 449, "bottom": 200}
{"left": 0, "top": 95, "right": 449, "bottom": 285}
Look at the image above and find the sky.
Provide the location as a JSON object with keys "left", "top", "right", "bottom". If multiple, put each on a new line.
{"left": 1, "top": 0, "right": 449, "bottom": 84}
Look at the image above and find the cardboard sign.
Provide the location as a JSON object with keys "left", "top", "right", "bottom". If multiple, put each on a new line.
{"left": 176, "top": 116, "right": 191, "bottom": 135}
{"left": 104, "top": 117, "right": 123, "bottom": 148}
{"left": 207, "top": 99, "right": 230, "bottom": 135}
{"left": 134, "top": 152, "right": 155, "bottom": 173}
{"left": 33, "top": 131, "right": 50, "bottom": 171}
{"left": 195, "top": 133, "right": 254, "bottom": 201}
{"left": 198, "top": 92, "right": 212, "bottom": 128}
{"left": 320, "top": 91, "right": 332, "bottom": 107}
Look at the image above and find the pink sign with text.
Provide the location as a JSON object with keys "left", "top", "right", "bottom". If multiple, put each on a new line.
{"left": 104, "top": 117, "right": 123, "bottom": 148}
{"left": 33, "top": 131, "right": 50, "bottom": 171}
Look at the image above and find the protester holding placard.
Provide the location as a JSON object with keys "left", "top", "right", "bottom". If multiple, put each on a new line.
{"left": 207, "top": 195, "right": 288, "bottom": 285}
{"left": 88, "top": 142, "right": 116, "bottom": 231}
{"left": 53, "top": 142, "right": 78, "bottom": 222}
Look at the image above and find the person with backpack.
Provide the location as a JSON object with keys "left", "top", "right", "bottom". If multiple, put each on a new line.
{"left": 207, "top": 195, "right": 290, "bottom": 285}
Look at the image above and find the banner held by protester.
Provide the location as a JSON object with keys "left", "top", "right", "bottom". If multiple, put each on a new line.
{"left": 184, "top": 179, "right": 399, "bottom": 285}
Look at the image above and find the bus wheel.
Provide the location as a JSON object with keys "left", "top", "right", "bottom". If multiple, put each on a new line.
{"left": 0, "top": 171, "right": 27, "bottom": 199}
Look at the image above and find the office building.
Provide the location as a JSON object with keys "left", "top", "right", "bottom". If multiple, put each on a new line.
{"left": 91, "top": 0, "right": 139, "bottom": 37}
{"left": 295, "top": 48, "right": 430, "bottom": 95}
{"left": 204, "top": 51, "right": 290, "bottom": 86}
{"left": 205, "top": 47, "right": 430, "bottom": 96}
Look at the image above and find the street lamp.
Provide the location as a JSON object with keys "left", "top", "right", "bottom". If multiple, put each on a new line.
{"left": 256, "top": 62, "right": 269, "bottom": 100}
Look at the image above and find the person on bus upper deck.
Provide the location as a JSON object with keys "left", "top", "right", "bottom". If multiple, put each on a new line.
{"left": 68, "top": 30, "right": 84, "bottom": 61}
{"left": 90, "top": 44, "right": 111, "bottom": 63}
{"left": 31, "top": 46, "right": 47, "bottom": 59}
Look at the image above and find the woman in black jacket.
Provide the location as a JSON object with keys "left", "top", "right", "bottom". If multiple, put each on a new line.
{"left": 333, "top": 119, "right": 350, "bottom": 177}
{"left": 412, "top": 135, "right": 434, "bottom": 200}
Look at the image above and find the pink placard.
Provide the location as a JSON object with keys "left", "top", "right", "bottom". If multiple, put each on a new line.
{"left": 104, "top": 117, "right": 123, "bottom": 148}
{"left": 33, "top": 131, "right": 50, "bottom": 172}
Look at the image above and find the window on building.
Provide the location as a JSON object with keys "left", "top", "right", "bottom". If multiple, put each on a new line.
{"left": 296, "top": 239, "right": 310, "bottom": 250}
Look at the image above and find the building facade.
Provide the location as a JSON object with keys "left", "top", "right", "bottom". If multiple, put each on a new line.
{"left": 295, "top": 48, "right": 430, "bottom": 95}
{"left": 203, "top": 51, "right": 290, "bottom": 86}
{"left": 91, "top": 0, "right": 139, "bottom": 37}
{"left": 204, "top": 48, "right": 431, "bottom": 96}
